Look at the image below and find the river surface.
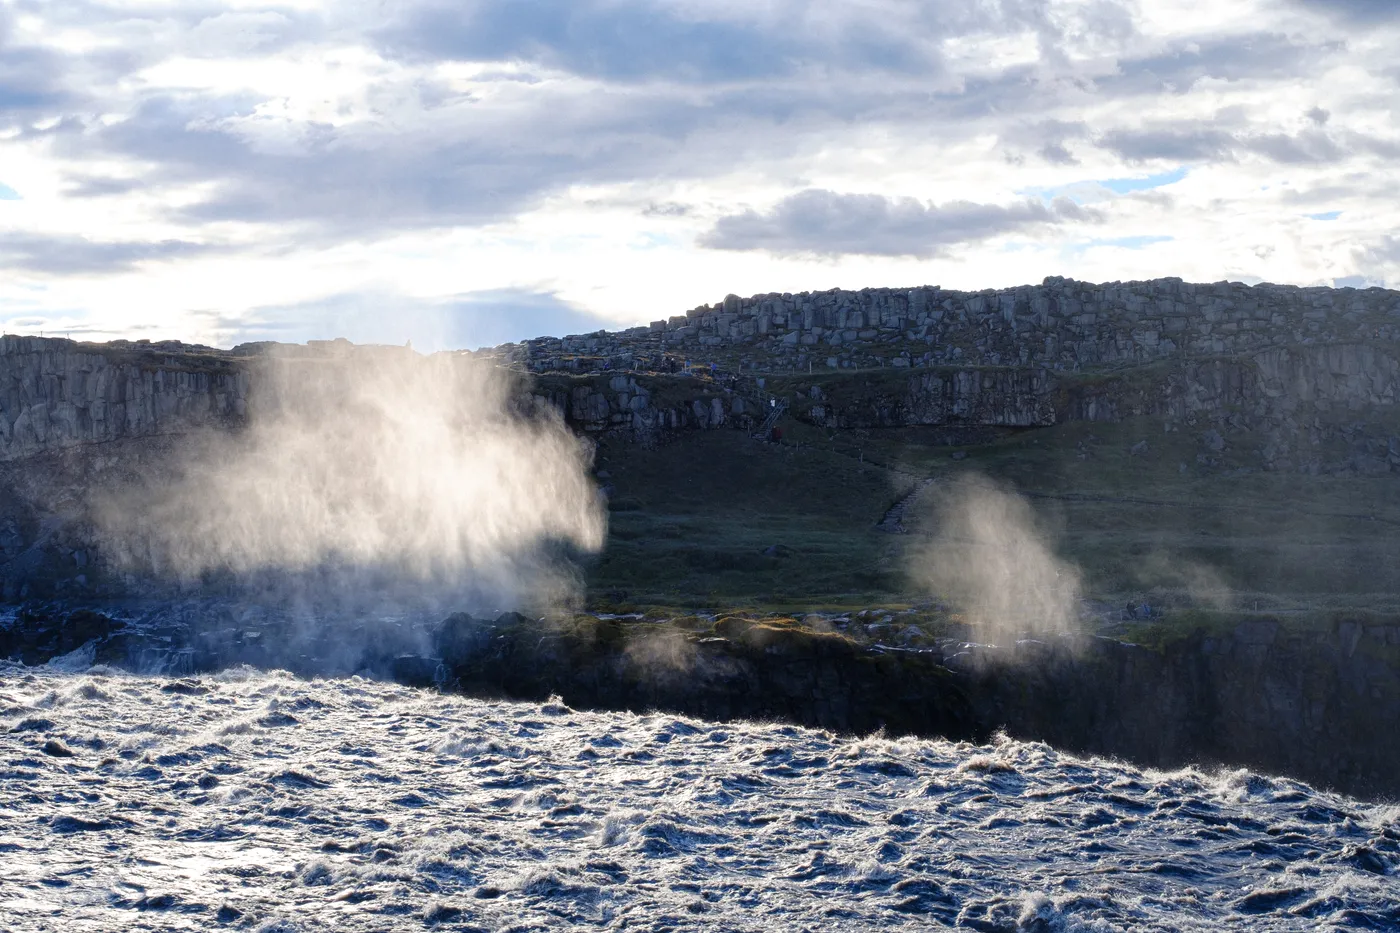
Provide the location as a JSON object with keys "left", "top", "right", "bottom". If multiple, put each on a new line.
{"left": 1, "top": 661, "right": 1397, "bottom": 932}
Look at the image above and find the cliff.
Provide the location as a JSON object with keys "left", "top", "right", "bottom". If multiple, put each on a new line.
{"left": 491, "top": 275, "right": 1400, "bottom": 374}
{"left": 5, "top": 275, "right": 1400, "bottom": 602}
{"left": 5, "top": 276, "right": 1400, "bottom": 463}
{"left": 0, "top": 336, "right": 249, "bottom": 461}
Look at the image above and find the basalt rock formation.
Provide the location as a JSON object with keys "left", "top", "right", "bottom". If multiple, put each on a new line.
{"left": 5, "top": 277, "right": 1400, "bottom": 465}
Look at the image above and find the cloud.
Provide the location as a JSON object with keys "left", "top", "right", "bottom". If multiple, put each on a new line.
{"left": 1354, "top": 236, "right": 1400, "bottom": 277}
{"left": 700, "top": 189, "right": 1099, "bottom": 258}
{"left": 0, "top": 233, "right": 213, "bottom": 275}
{"left": 61, "top": 176, "right": 141, "bottom": 198}
{"left": 370, "top": 0, "right": 1001, "bottom": 83}
{"left": 73, "top": 86, "right": 745, "bottom": 236}
{"left": 0, "top": 0, "right": 1395, "bottom": 332}
{"left": 1240, "top": 130, "right": 1344, "bottom": 164}
{"left": 0, "top": 13, "right": 72, "bottom": 125}
{"left": 1289, "top": 0, "right": 1400, "bottom": 23}
{"left": 1099, "top": 127, "right": 1235, "bottom": 162}
{"left": 1078, "top": 234, "right": 1174, "bottom": 250}
{"left": 1101, "top": 31, "right": 1327, "bottom": 95}
{"left": 1097, "top": 123, "right": 1385, "bottom": 165}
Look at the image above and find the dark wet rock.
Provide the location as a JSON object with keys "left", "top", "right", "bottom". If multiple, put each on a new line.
{"left": 438, "top": 614, "right": 980, "bottom": 743}
{"left": 433, "top": 612, "right": 487, "bottom": 667}
{"left": 40, "top": 738, "right": 73, "bottom": 757}
{"left": 257, "top": 712, "right": 299, "bottom": 728}
{"left": 423, "top": 902, "right": 465, "bottom": 924}
{"left": 390, "top": 654, "right": 441, "bottom": 688}
{"left": 1339, "top": 842, "right": 1394, "bottom": 874}
{"left": 271, "top": 770, "right": 327, "bottom": 788}
{"left": 1236, "top": 886, "right": 1308, "bottom": 912}
{"left": 0, "top": 608, "right": 125, "bottom": 665}
{"left": 51, "top": 814, "right": 130, "bottom": 833}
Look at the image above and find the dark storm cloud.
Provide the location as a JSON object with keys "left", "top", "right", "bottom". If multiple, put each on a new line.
{"left": 700, "top": 189, "right": 1099, "bottom": 258}
{"left": 0, "top": 233, "right": 214, "bottom": 275}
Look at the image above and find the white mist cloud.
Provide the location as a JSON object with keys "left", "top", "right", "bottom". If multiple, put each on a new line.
{"left": 910, "top": 476, "right": 1083, "bottom": 641}
{"left": 98, "top": 347, "right": 606, "bottom": 610}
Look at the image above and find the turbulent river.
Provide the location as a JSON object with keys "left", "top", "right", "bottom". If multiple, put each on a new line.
{"left": 1, "top": 662, "right": 1397, "bottom": 932}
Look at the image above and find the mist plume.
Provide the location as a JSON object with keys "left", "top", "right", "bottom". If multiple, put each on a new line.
{"left": 910, "top": 475, "right": 1082, "bottom": 642}
{"left": 98, "top": 346, "right": 606, "bottom": 611}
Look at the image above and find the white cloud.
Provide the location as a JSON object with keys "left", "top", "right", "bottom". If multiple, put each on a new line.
{"left": 0, "top": 0, "right": 1397, "bottom": 346}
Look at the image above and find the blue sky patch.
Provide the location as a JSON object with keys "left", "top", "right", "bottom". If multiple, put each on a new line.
{"left": 0, "top": 183, "right": 21, "bottom": 201}
{"left": 1084, "top": 235, "right": 1175, "bottom": 250}
{"left": 1021, "top": 166, "right": 1187, "bottom": 204}
{"left": 1096, "top": 167, "right": 1189, "bottom": 194}
{"left": 1307, "top": 210, "right": 1341, "bottom": 220}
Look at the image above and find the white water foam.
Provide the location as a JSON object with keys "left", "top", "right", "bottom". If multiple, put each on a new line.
{"left": 1, "top": 664, "right": 1395, "bottom": 931}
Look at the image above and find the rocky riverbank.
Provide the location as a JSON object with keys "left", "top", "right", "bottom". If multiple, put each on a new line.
{"left": 5, "top": 604, "right": 1396, "bottom": 800}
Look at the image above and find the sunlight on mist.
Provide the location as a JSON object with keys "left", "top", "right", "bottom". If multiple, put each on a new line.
{"left": 910, "top": 475, "right": 1082, "bottom": 641}
{"left": 98, "top": 346, "right": 606, "bottom": 608}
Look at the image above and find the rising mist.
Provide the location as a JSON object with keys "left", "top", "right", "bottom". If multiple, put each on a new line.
{"left": 97, "top": 345, "right": 606, "bottom": 612}
{"left": 909, "top": 475, "right": 1083, "bottom": 642}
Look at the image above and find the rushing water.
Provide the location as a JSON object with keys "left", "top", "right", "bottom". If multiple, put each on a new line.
{"left": 1, "top": 662, "right": 1396, "bottom": 932}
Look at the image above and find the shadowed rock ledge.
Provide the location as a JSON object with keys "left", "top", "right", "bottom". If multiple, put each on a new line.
{"left": 4, "top": 606, "right": 1397, "bottom": 800}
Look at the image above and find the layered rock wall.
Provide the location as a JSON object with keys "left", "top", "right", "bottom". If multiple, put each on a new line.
{"left": 5, "top": 277, "right": 1400, "bottom": 466}
{"left": 504, "top": 276, "right": 1400, "bottom": 374}
{"left": 0, "top": 336, "right": 249, "bottom": 461}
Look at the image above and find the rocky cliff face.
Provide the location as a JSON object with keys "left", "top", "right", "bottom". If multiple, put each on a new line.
{"left": 7, "top": 604, "right": 1395, "bottom": 798}
{"left": 6, "top": 276, "right": 1400, "bottom": 462}
{"left": 4, "top": 276, "right": 1400, "bottom": 600}
{"left": 495, "top": 276, "right": 1400, "bottom": 375}
{"left": 0, "top": 336, "right": 249, "bottom": 461}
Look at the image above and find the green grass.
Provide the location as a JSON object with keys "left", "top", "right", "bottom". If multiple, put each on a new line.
{"left": 582, "top": 416, "right": 1400, "bottom": 629}
{"left": 585, "top": 430, "right": 918, "bottom": 608}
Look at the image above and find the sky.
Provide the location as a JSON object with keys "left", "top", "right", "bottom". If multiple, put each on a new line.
{"left": 0, "top": 0, "right": 1397, "bottom": 351}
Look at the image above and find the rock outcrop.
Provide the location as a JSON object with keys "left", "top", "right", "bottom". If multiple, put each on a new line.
{"left": 488, "top": 276, "right": 1400, "bottom": 375}
{"left": 7, "top": 604, "right": 1398, "bottom": 799}
{"left": 0, "top": 336, "right": 248, "bottom": 461}
{"left": 6, "top": 276, "right": 1400, "bottom": 463}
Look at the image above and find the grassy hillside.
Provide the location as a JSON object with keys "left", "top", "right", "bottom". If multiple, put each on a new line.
{"left": 584, "top": 419, "right": 1400, "bottom": 623}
